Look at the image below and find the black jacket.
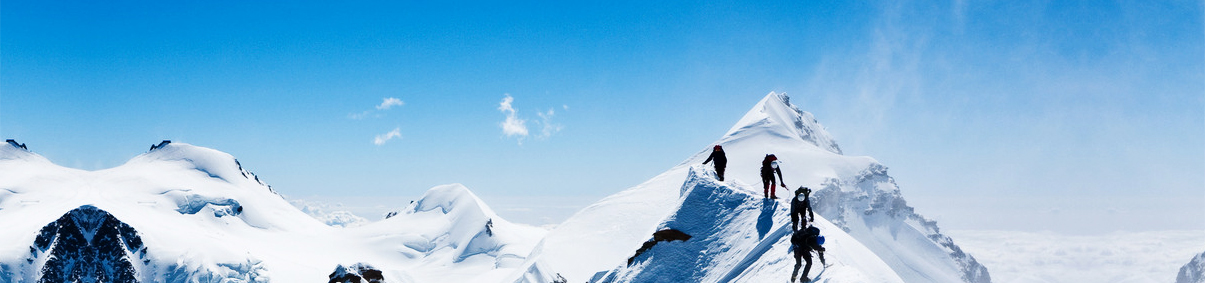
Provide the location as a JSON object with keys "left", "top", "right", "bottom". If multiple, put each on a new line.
{"left": 791, "top": 195, "right": 814, "bottom": 223}
{"left": 703, "top": 150, "right": 727, "bottom": 167}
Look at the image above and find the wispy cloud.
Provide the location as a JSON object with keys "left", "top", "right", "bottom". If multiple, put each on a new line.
{"left": 349, "top": 97, "right": 405, "bottom": 120}
{"left": 536, "top": 108, "right": 562, "bottom": 138}
{"left": 497, "top": 94, "right": 568, "bottom": 144}
{"left": 376, "top": 97, "right": 404, "bottom": 110}
{"left": 348, "top": 110, "right": 373, "bottom": 120}
{"left": 373, "top": 127, "right": 402, "bottom": 145}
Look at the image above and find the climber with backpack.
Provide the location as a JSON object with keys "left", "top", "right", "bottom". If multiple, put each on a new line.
{"left": 791, "top": 187, "right": 815, "bottom": 232}
{"left": 790, "top": 225, "right": 827, "bottom": 283}
{"left": 703, "top": 145, "right": 728, "bottom": 181}
{"left": 760, "top": 154, "right": 786, "bottom": 199}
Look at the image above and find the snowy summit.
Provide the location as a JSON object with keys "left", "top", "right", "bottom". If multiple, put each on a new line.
{"left": 510, "top": 92, "right": 989, "bottom": 283}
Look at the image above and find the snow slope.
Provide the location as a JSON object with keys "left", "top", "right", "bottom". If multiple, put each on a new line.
{"left": 593, "top": 165, "right": 903, "bottom": 283}
{"left": 511, "top": 92, "right": 989, "bottom": 282}
{"left": 0, "top": 142, "right": 545, "bottom": 282}
{"left": 1179, "top": 250, "right": 1205, "bottom": 283}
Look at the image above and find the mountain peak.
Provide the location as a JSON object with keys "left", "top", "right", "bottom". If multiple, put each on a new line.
{"left": 411, "top": 183, "right": 497, "bottom": 218}
{"left": 723, "top": 92, "right": 842, "bottom": 155}
{"left": 128, "top": 142, "right": 271, "bottom": 189}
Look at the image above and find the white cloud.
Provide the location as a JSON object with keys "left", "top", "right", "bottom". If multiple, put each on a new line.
{"left": 349, "top": 97, "right": 404, "bottom": 119}
{"left": 498, "top": 94, "right": 517, "bottom": 114}
{"left": 498, "top": 94, "right": 529, "bottom": 141}
{"left": 373, "top": 127, "right": 402, "bottom": 145}
{"left": 376, "top": 97, "right": 404, "bottom": 110}
{"left": 497, "top": 95, "right": 566, "bottom": 144}
{"left": 536, "top": 108, "right": 562, "bottom": 138}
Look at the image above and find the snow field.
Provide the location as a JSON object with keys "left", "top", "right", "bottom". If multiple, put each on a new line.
{"left": 0, "top": 143, "right": 546, "bottom": 282}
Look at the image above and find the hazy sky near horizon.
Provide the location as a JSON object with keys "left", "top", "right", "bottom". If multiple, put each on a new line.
{"left": 3, "top": 1, "right": 1202, "bottom": 232}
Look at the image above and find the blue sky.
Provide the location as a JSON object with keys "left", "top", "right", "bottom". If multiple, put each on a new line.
{"left": 3, "top": 1, "right": 1202, "bottom": 232}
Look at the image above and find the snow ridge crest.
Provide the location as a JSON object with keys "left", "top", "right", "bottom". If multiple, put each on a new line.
{"left": 723, "top": 92, "right": 842, "bottom": 155}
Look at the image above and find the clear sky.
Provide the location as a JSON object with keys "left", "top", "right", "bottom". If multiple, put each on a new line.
{"left": 3, "top": 1, "right": 1202, "bottom": 233}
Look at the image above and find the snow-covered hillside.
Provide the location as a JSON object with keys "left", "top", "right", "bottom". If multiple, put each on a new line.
{"left": 1179, "top": 251, "right": 1205, "bottom": 283}
{"left": 0, "top": 141, "right": 544, "bottom": 282}
{"left": 592, "top": 165, "right": 904, "bottom": 283}
{"left": 511, "top": 92, "right": 989, "bottom": 283}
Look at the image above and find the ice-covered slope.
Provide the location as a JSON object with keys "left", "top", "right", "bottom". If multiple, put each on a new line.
{"left": 0, "top": 142, "right": 545, "bottom": 282}
{"left": 593, "top": 165, "right": 903, "bottom": 283}
{"left": 512, "top": 92, "right": 988, "bottom": 283}
{"left": 1179, "top": 250, "right": 1205, "bottom": 283}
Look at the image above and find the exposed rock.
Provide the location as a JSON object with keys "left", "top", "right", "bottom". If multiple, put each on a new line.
{"left": 30, "top": 205, "right": 147, "bottom": 283}
{"left": 627, "top": 229, "right": 692, "bottom": 266}
{"left": 329, "top": 263, "right": 385, "bottom": 283}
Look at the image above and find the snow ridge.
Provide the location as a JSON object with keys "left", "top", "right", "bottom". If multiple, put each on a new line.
{"left": 1179, "top": 250, "right": 1205, "bottom": 283}
{"left": 594, "top": 166, "right": 901, "bottom": 283}
{"left": 722, "top": 92, "right": 842, "bottom": 155}
{"left": 812, "top": 163, "right": 990, "bottom": 283}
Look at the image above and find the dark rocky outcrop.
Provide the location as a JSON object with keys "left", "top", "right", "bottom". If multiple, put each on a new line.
{"left": 30, "top": 205, "right": 147, "bottom": 283}
{"left": 148, "top": 140, "right": 171, "bottom": 151}
{"left": 6, "top": 139, "right": 27, "bottom": 150}
{"left": 626, "top": 229, "right": 692, "bottom": 266}
{"left": 329, "top": 263, "right": 385, "bottom": 283}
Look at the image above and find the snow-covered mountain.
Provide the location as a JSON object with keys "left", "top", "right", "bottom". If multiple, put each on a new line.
{"left": 2, "top": 92, "right": 988, "bottom": 283}
{"left": 1179, "top": 251, "right": 1205, "bottom": 283}
{"left": 0, "top": 141, "right": 544, "bottom": 282}
{"left": 591, "top": 165, "right": 904, "bottom": 283}
{"left": 510, "top": 92, "right": 989, "bottom": 283}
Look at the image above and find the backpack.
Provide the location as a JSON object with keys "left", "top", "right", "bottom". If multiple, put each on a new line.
{"left": 791, "top": 226, "right": 821, "bottom": 250}
{"left": 804, "top": 226, "right": 821, "bottom": 247}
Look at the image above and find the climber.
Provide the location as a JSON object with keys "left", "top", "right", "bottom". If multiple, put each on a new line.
{"left": 791, "top": 187, "right": 815, "bottom": 232}
{"left": 790, "top": 225, "right": 827, "bottom": 283}
{"left": 702, "top": 145, "right": 727, "bottom": 181}
{"left": 760, "top": 154, "right": 786, "bottom": 199}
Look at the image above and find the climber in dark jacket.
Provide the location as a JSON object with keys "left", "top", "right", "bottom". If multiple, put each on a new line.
{"left": 791, "top": 187, "right": 815, "bottom": 232}
{"left": 791, "top": 226, "right": 826, "bottom": 283}
{"left": 702, "top": 145, "right": 727, "bottom": 181}
{"left": 761, "top": 154, "right": 786, "bottom": 199}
